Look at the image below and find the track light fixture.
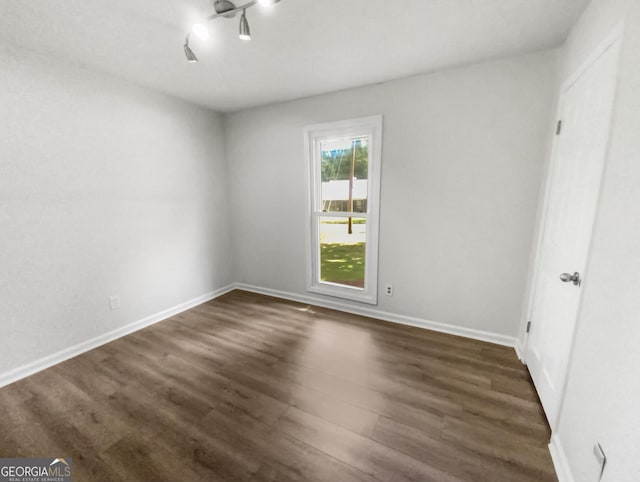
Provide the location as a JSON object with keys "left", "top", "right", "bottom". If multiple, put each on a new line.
{"left": 239, "top": 9, "right": 251, "bottom": 40}
{"left": 184, "top": 0, "right": 282, "bottom": 62}
{"left": 183, "top": 39, "right": 199, "bottom": 63}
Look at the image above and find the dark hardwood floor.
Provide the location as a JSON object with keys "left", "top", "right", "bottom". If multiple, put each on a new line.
{"left": 0, "top": 290, "right": 556, "bottom": 481}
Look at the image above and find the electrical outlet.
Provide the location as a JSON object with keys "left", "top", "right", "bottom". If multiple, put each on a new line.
{"left": 109, "top": 295, "right": 121, "bottom": 311}
{"left": 385, "top": 284, "right": 393, "bottom": 296}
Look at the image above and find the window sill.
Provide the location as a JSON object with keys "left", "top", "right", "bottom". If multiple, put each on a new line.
{"left": 308, "top": 283, "right": 378, "bottom": 305}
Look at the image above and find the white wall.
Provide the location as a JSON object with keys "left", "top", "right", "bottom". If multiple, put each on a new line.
{"left": 0, "top": 42, "right": 233, "bottom": 377}
{"left": 550, "top": 1, "right": 640, "bottom": 480}
{"left": 225, "top": 50, "right": 558, "bottom": 340}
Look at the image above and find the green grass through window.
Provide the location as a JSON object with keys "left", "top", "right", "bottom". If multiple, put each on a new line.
{"left": 320, "top": 242, "right": 365, "bottom": 288}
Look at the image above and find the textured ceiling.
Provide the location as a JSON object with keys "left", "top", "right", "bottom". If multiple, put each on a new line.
{"left": 0, "top": 0, "right": 589, "bottom": 112}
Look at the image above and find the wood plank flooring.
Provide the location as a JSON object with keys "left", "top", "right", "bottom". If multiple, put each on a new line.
{"left": 0, "top": 290, "right": 557, "bottom": 481}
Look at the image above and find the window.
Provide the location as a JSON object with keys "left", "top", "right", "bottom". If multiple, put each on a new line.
{"left": 305, "top": 115, "right": 383, "bottom": 304}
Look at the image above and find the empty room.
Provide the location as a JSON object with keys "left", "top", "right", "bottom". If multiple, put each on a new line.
{"left": 1, "top": 0, "right": 639, "bottom": 480}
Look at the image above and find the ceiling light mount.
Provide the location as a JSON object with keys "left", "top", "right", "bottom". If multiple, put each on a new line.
{"left": 214, "top": 0, "right": 239, "bottom": 17}
{"left": 184, "top": 0, "right": 282, "bottom": 62}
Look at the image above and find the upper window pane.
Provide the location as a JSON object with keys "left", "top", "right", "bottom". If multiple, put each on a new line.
{"left": 320, "top": 137, "right": 368, "bottom": 213}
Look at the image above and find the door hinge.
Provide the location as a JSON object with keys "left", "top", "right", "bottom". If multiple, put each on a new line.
{"left": 526, "top": 321, "right": 532, "bottom": 333}
{"left": 556, "top": 120, "right": 563, "bottom": 135}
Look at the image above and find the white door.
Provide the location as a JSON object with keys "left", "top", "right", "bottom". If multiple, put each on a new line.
{"left": 526, "top": 35, "right": 621, "bottom": 428}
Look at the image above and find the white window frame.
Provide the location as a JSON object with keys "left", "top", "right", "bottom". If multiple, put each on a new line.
{"left": 304, "top": 115, "right": 383, "bottom": 305}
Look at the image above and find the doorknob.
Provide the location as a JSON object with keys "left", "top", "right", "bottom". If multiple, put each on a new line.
{"left": 560, "top": 272, "right": 581, "bottom": 286}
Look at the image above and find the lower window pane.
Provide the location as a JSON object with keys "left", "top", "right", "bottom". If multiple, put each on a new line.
{"left": 319, "top": 217, "right": 366, "bottom": 289}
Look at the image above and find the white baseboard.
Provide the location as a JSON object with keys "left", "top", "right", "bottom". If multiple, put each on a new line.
{"left": 0, "top": 284, "right": 236, "bottom": 389}
{"left": 549, "top": 434, "right": 575, "bottom": 482}
{"left": 515, "top": 338, "right": 526, "bottom": 364}
{"left": 233, "top": 283, "right": 517, "bottom": 348}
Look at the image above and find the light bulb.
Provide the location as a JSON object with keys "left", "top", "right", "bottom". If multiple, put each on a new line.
{"left": 191, "top": 23, "right": 210, "bottom": 41}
